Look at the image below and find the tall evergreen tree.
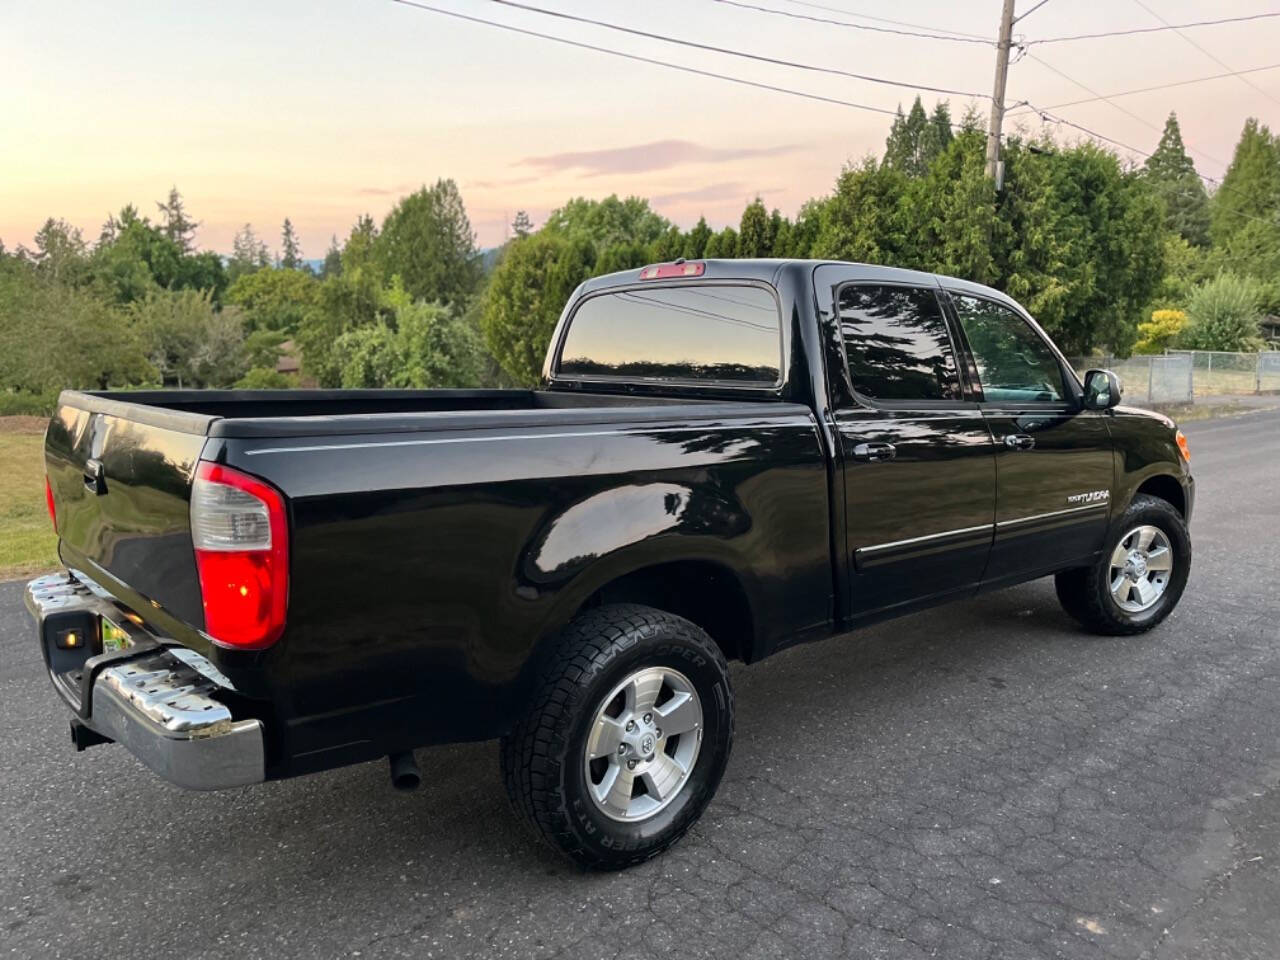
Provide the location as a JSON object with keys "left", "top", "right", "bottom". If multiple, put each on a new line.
{"left": 321, "top": 235, "right": 342, "bottom": 278}
{"left": 737, "top": 198, "right": 772, "bottom": 257}
{"left": 280, "top": 218, "right": 302, "bottom": 269}
{"left": 511, "top": 210, "right": 534, "bottom": 238}
{"left": 156, "top": 187, "right": 199, "bottom": 253}
{"left": 884, "top": 98, "right": 929, "bottom": 176}
{"left": 922, "top": 102, "right": 954, "bottom": 168}
{"left": 1210, "top": 119, "right": 1280, "bottom": 308}
{"left": 1143, "top": 113, "right": 1210, "bottom": 247}
{"left": 374, "top": 179, "right": 480, "bottom": 306}
{"left": 884, "top": 97, "right": 949, "bottom": 178}
{"left": 229, "top": 224, "right": 270, "bottom": 281}
{"left": 683, "top": 217, "right": 712, "bottom": 259}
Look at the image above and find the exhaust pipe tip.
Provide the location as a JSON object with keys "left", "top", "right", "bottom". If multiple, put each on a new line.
{"left": 389, "top": 751, "right": 421, "bottom": 792}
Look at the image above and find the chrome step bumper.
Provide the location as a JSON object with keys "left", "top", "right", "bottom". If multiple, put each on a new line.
{"left": 26, "top": 572, "right": 265, "bottom": 791}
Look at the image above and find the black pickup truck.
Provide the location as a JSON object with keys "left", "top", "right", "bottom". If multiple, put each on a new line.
{"left": 28, "top": 259, "right": 1193, "bottom": 869}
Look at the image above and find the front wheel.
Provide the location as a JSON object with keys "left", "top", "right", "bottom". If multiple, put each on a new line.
{"left": 1055, "top": 493, "right": 1191, "bottom": 635}
{"left": 500, "top": 603, "right": 734, "bottom": 870}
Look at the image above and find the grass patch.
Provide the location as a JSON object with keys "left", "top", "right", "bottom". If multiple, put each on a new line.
{"left": 0, "top": 421, "right": 59, "bottom": 580}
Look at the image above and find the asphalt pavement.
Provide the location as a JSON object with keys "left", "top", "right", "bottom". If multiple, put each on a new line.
{"left": 3, "top": 407, "right": 1280, "bottom": 960}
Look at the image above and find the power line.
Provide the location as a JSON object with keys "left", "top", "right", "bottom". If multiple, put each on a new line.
{"left": 484, "top": 0, "right": 991, "bottom": 100}
{"left": 1131, "top": 0, "right": 1280, "bottom": 108}
{"left": 711, "top": 0, "right": 995, "bottom": 45}
{"left": 388, "top": 0, "right": 908, "bottom": 118}
{"left": 1005, "top": 62, "right": 1280, "bottom": 114}
{"left": 1030, "top": 10, "right": 1280, "bottom": 45}
{"left": 1014, "top": 0, "right": 1054, "bottom": 25}
{"left": 1025, "top": 52, "right": 1228, "bottom": 169}
{"left": 769, "top": 0, "right": 991, "bottom": 39}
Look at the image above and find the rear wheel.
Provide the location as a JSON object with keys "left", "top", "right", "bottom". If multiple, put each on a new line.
{"left": 1055, "top": 493, "right": 1191, "bottom": 635}
{"left": 500, "top": 603, "right": 734, "bottom": 870}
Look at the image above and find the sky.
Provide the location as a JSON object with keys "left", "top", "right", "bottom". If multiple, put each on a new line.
{"left": 3, "top": 0, "right": 1278, "bottom": 256}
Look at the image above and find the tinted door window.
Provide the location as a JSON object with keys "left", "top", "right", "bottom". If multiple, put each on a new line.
{"left": 838, "top": 285, "right": 961, "bottom": 401}
{"left": 557, "top": 285, "right": 781, "bottom": 384}
{"left": 950, "top": 294, "right": 1067, "bottom": 403}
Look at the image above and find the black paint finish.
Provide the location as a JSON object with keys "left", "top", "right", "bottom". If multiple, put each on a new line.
{"left": 38, "top": 260, "right": 1194, "bottom": 782}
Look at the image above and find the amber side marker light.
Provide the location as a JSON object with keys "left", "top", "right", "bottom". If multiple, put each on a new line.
{"left": 1176, "top": 430, "right": 1191, "bottom": 463}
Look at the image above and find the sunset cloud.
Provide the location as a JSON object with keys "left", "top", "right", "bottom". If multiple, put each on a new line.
{"left": 520, "top": 140, "right": 803, "bottom": 177}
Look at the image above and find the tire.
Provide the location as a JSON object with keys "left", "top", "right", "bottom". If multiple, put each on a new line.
{"left": 1055, "top": 493, "right": 1191, "bottom": 636}
{"left": 500, "top": 603, "right": 734, "bottom": 870}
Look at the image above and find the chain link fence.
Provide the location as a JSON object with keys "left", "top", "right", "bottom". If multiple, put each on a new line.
{"left": 1069, "top": 351, "right": 1280, "bottom": 404}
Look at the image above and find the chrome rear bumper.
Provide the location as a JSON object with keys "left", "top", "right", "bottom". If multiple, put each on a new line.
{"left": 26, "top": 572, "right": 265, "bottom": 791}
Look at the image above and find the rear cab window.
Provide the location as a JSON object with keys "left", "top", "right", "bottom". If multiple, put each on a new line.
{"left": 837, "top": 284, "right": 962, "bottom": 403}
{"left": 555, "top": 284, "right": 783, "bottom": 386}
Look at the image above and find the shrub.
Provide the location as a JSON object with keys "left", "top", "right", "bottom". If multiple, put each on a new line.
{"left": 235, "top": 367, "right": 295, "bottom": 389}
{"left": 1180, "top": 272, "right": 1265, "bottom": 351}
{"left": 1133, "top": 309, "right": 1187, "bottom": 354}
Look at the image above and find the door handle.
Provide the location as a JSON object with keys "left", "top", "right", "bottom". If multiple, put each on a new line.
{"left": 852, "top": 442, "right": 896, "bottom": 462}
{"left": 1003, "top": 434, "right": 1036, "bottom": 451}
{"left": 83, "top": 458, "right": 106, "bottom": 495}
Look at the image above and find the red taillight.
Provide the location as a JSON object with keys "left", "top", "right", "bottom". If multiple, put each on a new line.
{"left": 190, "top": 461, "right": 288, "bottom": 650}
{"left": 44, "top": 476, "right": 57, "bottom": 534}
{"left": 638, "top": 261, "right": 705, "bottom": 280}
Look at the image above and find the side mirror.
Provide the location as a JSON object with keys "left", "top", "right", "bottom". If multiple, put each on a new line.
{"left": 1083, "top": 368, "right": 1122, "bottom": 410}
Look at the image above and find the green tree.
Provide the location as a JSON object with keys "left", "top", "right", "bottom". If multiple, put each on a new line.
{"left": 156, "top": 186, "right": 199, "bottom": 253}
{"left": 1144, "top": 113, "right": 1210, "bottom": 247}
{"left": 787, "top": 198, "right": 829, "bottom": 259}
{"left": 884, "top": 97, "right": 937, "bottom": 178}
{"left": 683, "top": 217, "right": 712, "bottom": 259}
{"left": 235, "top": 366, "right": 294, "bottom": 389}
{"left": 225, "top": 267, "right": 319, "bottom": 333}
{"left": 374, "top": 179, "right": 480, "bottom": 306}
{"left": 812, "top": 157, "right": 913, "bottom": 264}
{"left": 130, "top": 288, "right": 246, "bottom": 388}
{"left": 1180, "top": 272, "right": 1264, "bottom": 350}
{"left": 482, "top": 231, "right": 595, "bottom": 384}
{"left": 302, "top": 216, "right": 388, "bottom": 382}
{"left": 703, "top": 226, "right": 738, "bottom": 259}
{"left": 1207, "top": 120, "right": 1280, "bottom": 312}
{"left": 280, "top": 218, "right": 302, "bottom": 270}
{"left": 649, "top": 225, "right": 685, "bottom": 262}
{"left": 30, "top": 218, "right": 88, "bottom": 284}
{"left": 908, "top": 127, "right": 997, "bottom": 283}
{"left": 393, "top": 296, "right": 486, "bottom": 388}
{"left": 229, "top": 224, "right": 270, "bottom": 282}
{"left": 737, "top": 198, "right": 772, "bottom": 257}
{"left": 91, "top": 209, "right": 183, "bottom": 303}
{"left": 0, "top": 258, "right": 149, "bottom": 392}
{"left": 512, "top": 210, "right": 534, "bottom": 238}
{"left": 321, "top": 235, "right": 342, "bottom": 278}
{"left": 543, "top": 195, "right": 670, "bottom": 249}
{"left": 923, "top": 102, "right": 954, "bottom": 166}
{"left": 995, "top": 138, "right": 1165, "bottom": 355}
{"left": 595, "top": 243, "right": 649, "bottom": 275}
{"left": 1211, "top": 119, "right": 1280, "bottom": 249}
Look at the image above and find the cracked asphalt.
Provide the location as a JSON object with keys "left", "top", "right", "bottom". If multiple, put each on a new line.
{"left": 4, "top": 407, "right": 1280, "bottom": 959}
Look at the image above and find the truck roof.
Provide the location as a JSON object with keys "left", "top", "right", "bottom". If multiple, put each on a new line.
{"left": 580, "top": 258, "right": 1023, "bottom": 314}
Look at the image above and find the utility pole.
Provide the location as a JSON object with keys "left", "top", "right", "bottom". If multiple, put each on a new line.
{"left": 985, "top": 0, "right": 1017, "bottom": 186}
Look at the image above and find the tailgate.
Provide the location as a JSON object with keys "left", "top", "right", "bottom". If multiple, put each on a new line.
{"left": 44, "top": 393, "right": 212, "bottom": 631}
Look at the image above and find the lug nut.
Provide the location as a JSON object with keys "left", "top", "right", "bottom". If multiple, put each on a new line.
{"left": 617, "top": 744, "right": 627, "bottom": 755}
{"left": 627, "top": 758, "right": 637, "bottom": 770}
{"left": 643, "top": 713, "right": 653, "bottom": 725}
{"left": 654, "top": 729, "right": 662, "bottom": 739}
{"left": 626, "top": 720, "right": 636, "bottom": 732}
